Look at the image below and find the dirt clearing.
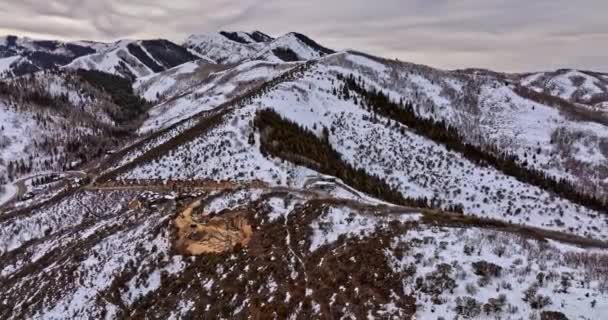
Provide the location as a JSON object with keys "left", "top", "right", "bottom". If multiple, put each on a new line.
{"left": 174, "top": 199, "right": 253, "bottom": 255}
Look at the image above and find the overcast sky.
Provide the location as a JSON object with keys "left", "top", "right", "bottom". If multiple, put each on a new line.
{"left": 1, "top": 0, "right": 606, "bottom": 72}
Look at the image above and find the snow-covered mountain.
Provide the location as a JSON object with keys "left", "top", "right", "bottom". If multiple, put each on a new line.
{"left": 253, "top": 32, "right": 335, "bottom": 62}
{"left": 184, "top": 31, "right": 334, "bottom": 64}
{"left": 520, "top": 69, "right": 608, "bottom": 109}
{"left": 184, "top": 31, "right": 273, "bottom": 64}
{"left": 0, "top": 31, "right": 607, "bottom": 320}
{"left": 134, "top": 49, "right": 608, "bottom": 200}
{"left": 66, "top": 39, "right": 198, "bottom": 80}
{"left": 0, "top": 36, "right": 199, "bottom": 81}
{"left": 0, "top": 36, "right": 107, "bottom": 77}
{"left": 0, "top": 68, "right": 149, "bottom": 189}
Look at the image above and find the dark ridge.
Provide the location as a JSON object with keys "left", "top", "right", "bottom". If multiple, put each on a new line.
{"left": 555, "top": 68, "right": 572, "bottom": 75}
{"left": 219, "top": 31, "right": 251, "bottom": 44}
{"left": 76, "top": 69, "right": 150, "bottom": 125}
{"left": 272, "top": 48, "right": 300, "bottom": 62}
{"left": 116, "top": 59, "right": 136, "bottom": 81}
{"left": 587, "top": 93, "right": 608, "bottom": 106}
{"left": 33, "top": 40, "right": 58, "bottom": 51}
{"left": 5, "top": 35, "right": 18, "bottom": 47}
{"left": 454, "top": 67, "right": 509, "bottom": 80}
{"left": 25, "top": 51, "right": 72, "bottom": 69}
{"left": 249, "top": 31, "right": 274, "bottom": 43}
{"left": 10, "top": 61, "right": 39, "bottom": 77}
{"left": 65, "top": 43, "right": 96, "bottom": 57}
{"left": 291, "top": 32, "right": 335, "bottom": 55}
{"left": 126, "top": 43, "right": 164, "bottom": 73}
{"left": 140, "top": 39, "right": 197, "bottom": 69}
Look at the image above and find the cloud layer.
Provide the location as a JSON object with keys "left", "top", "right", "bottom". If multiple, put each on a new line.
{"left": 1, "top": 0, "right": 606, "bottom": 72}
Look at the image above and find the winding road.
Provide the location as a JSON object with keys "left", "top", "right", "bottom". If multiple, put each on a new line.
{"left": 0, "top": 171, "right": 87, "bottom": 209}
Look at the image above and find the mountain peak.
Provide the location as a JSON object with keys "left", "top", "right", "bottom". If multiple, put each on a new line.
{"left": 284, "top": 32, "right": 335, "bottom": 55}
{"left": 183, "top": 30, "right": 334, "bottom": 64}
{"left": 218, "top": 31, "right": 274, "bottom": 44}
{"left": 250, "top": 30, "right": 274, "bottom": 43}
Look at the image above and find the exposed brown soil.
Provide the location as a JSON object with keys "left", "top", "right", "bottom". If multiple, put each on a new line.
{"left": 90, "top": 179, "right": 608, "bottom": 250}
{"left": 174, "top": 199, "right": 253, "bottom": 255}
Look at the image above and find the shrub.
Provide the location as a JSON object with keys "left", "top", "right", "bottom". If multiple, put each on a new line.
{"left": 483, "top": 294, "right": 507, "bottom": 315}
{"left": 418, "top": 264, "right": 457, "bottom": 298}
{"left": 477, "top": 275, "right": 491, "bottom": 288}
{"left": 454, "top": 296, "right": 481, "bottom": 318}
{"left": 463, "top": 245, "right": 475, "bottom": 256}
{"left": 524, "top": 284, "right": 552, "bottom": 309}
{"left": 472, "top": 261, "right": 502, "bottom": 278}
{"left": 540, "top": 311, "right": 569, "bottom": 320}
{"left": 465, "top": 283, "right": 478, "bottom": 295}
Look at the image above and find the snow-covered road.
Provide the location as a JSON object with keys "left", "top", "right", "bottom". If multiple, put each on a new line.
{"left": 0, "top": 183, "right": 18, "bottom": 207}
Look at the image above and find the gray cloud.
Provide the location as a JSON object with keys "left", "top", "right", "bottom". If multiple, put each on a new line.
{"left": 0, "top": 0, "right": 606, "bottom": 72}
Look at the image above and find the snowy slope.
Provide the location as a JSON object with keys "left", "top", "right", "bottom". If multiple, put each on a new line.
{"left": 134, "top": 60, "right": 208, "bottom": 102}
{"left": 184, "top": 31, "right": 334, "bottom": 64}
{"left": 1, "top": 185, "right": 605, "bottom": 319}
{"left": 0, "top": 36, "right": 106, "bottom": 77}
{"left": 318, "top": 52, "right": 608, "bottom": 198}
{"left": 138, "top": 60, "right": 298, "bottom": 133}
{"left": 0, "top": 97, "right": 98, "bottom": 185}
{"left": 118, "top": 56, "right": 608, "bottom": 242}
{"left": 66, "top": 39, "right": 197, "bottom": 80}
{"left": 183, "top": 32, "right": 270, "bottom": 64}
{"left": 521, "top": 69, "right": 608, "bottom": 105}
{"left": 254, "top": 32, "right": 335, "bottom": 62}
{"left": 66, "top": 40, "right": 150, "bottom": 79}
{"left": 0, "top": 69, "right": 144, "bottom": 185}
{"left": 257, "top": 60, "right": 608, "bottom": 239}
{"left": 123, "top": 104, "right": 316, "bottom": 185}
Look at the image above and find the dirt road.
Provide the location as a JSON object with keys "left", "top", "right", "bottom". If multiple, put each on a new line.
{"left": 84, "top": 178, "right": 608, "bottom": 250}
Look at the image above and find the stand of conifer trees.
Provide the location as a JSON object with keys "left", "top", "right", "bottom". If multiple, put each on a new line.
{"left": 76, "top": 69, "right": 150, "bottom": 125}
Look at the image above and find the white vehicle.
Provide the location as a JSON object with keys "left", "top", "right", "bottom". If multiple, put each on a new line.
{"left": 22, "top": 192, "right": 35, "bottom": 200}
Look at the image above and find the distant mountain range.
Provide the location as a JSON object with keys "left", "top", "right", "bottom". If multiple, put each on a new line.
{"left": 0, "top": 31, "right": 336, "bottom": 79}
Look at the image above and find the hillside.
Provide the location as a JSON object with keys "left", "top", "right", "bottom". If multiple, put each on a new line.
{"left": 520, "top": 69, "right": 608, "bottom": 108}
{"left": 0, "top": 68, "right": 149, "bottom": 205}
{"left": 184, "top": 31, "right": 335, "bottom": 65}
{"left": 0, "top": 31, "right": 607, "bottom": 320}
{"left": 0, "top": 36, "right": 107, "bottom": 78}
{"left": 66, "top": 39, "right": 198, "bottom": 80}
